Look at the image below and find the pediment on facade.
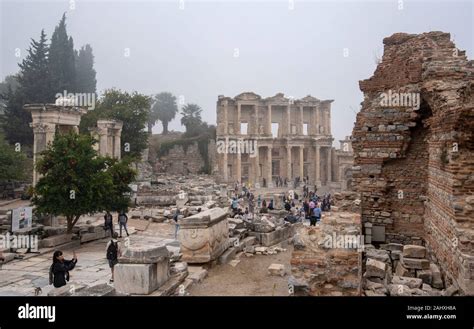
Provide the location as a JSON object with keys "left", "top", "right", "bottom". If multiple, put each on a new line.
{"left": 265, "top": 92, "right": 290, "bottom": 103}
{"left": 299, "top": 95, "right": 320, "bottom": 104}
{"left": 234, "top": 92, "right": 262, "bottom": 101}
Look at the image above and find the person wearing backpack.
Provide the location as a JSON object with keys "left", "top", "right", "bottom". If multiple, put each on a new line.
{"left": 106, "top": 232, "right": 121, "bottom": 284}
{"left": 49, "top": 250, "right": 77, "bottom": 288}
{"left": 104, "top": 211, "right": 114, "bottom": 237}
{"left": 118, "top": 210, "right": 129, "bottom": 238}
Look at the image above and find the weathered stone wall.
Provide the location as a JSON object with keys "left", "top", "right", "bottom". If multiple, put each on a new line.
{"left": 159, "top": 142, "right": 205, "bottom": 175}
{"left": 352, "top": 32, "right": 474, "bottom": 294}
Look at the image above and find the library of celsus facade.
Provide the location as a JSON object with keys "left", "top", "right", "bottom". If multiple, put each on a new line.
{"left": 215, "top": 92, "right": 351, "bottom": 190}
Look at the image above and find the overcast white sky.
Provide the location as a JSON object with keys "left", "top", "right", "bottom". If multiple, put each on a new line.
{"left": 1, "top": 0, "right": 472, "bottom": 144}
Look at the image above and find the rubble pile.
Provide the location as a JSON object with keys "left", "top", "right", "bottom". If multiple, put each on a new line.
{"left": 135, "top": 175, "right": 226, "bottom": 207}
{"left": 363, "top": 244, "right": 456, "bottom": 296}
{"left": 290, "top": 212, "right": 361, "bottom": 296}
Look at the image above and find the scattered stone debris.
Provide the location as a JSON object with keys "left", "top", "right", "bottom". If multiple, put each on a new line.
{"left": 363, "top": 244, "right": 450, "bottom": 296}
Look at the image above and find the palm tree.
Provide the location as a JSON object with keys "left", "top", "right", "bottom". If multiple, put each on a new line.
{"left": 151, "top": 92, "right": 178, "bottom": 134}
{"left": 181, "top": 103, "right": 203, "bottom": 135}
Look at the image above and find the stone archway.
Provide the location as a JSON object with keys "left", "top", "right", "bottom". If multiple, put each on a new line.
{"left": 25, "top": 103, "right": 87, "bottom": 186}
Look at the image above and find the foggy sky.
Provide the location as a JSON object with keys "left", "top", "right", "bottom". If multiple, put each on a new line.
{"left": 1, "top": 0, "right": 472, "bottom": 145}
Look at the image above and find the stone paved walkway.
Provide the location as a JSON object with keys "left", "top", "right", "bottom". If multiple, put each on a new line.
{"left": 0, "top": 220, "right": 178, "bottom": 296}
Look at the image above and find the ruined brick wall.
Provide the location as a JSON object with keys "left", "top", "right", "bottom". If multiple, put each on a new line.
{"left": 352, "top": 32, "right": 474, "bottom": 294}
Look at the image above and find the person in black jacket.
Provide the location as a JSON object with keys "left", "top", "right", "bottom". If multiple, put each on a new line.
{"left": 104, "top": 211, "right": 114, "bottom": 237}
{"left": 50, "top": 250, "right": 77, "bottom": 288}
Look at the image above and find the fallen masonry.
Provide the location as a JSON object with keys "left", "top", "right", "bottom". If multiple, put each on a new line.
{"left": 362, "top": 244, "right": 452, "bottom": 296}
{"left": 114, "top": 244, "right": 170, "bottom": 295}
{"left": 290, "top": 211, "right": 361, "bottom": 296}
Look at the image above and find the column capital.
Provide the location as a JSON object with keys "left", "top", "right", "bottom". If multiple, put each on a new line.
{"left": 31, "top": 122, "right": 56, "bottom": 134}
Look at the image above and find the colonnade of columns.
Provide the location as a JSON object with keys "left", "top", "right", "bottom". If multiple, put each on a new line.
{"left": 221, "top": 143, "right": 332, "bottom": 186}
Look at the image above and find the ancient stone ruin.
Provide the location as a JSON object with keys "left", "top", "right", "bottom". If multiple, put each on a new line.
{"left": 215, "top": 92, "right": 353, "bottom": 191}
{"left": 352, "top": 32, "right": 474, "bottom": 295}
{"left": 26, "top": 103, "right": 87, "bottom": 186}
{"left": 89, "top": 119, "right": 123, "bottom": 159}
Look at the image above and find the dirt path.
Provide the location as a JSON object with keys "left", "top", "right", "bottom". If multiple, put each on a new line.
{"left": 188, "top": 245, "right": 293, "bottom": 296}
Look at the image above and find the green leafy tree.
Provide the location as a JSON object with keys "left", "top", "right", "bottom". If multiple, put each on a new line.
{"left": 32, "top": 132, "right": 135, "bottom": 233}
{"left": 0, "top": 133, "right": 27, "bottom": 181}
{"left": 151, "top": 92, "right": 178, "bottom": 134}
{"left": 49, "top": 13, "right": 76, "bottom": 95}
{"left": 80, "top": 89, "right": 151, "bottom": 159}
{"left": 104, "top": 158, "right": 136, "bottom": 212}
{"left": 75, "top": 44, "right": 97, "bottom": 94}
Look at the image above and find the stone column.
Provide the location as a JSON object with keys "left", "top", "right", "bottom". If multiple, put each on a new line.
{"left": 267, "top": 105, "right": 272, "bottom": 136}
{"left": 254, "top": 104, "right": 259, "bottom": 135}
{"left": 299, "top": 146, "right": 304, "bottom": 179}
{"left": 98, "top": 127, "right": 108, "bottom": 157}
{"left": 327, "top": 147, "right": 332, "bottom": 183}
{"left": 223, "top": 137, "right": 228, "bottom": 182}
{"left": 286, "top": 145, "right": 292, "bottom": 180}
{"left": 310, "top": 106, "right": 316, "bottom": 135}
{"left": 315, "top": 145, "right": 321, "bottom": 184}
{"left": 114, "top": 129, "right": 121, "bottom": 159}
{"left": 236, "top": 150, "right": 242, "bottom": 184}
{"left": 223, "top": 102, "right": 228, "bottom": 135}
{"left": 299, "top": 105, "right": 304, "bottom": 135}
{"left": 31, "top": 123, "right": 56, "bottom": 186}
{"left": 236, "top": 102, "right": 241, "bottom": 135}
{"left": 321, "top": 107, "right": 325, "bottom": 134}
{"left": 286, "top": 105, "right": 291, "bottom": 135}
{"left": 253, "top": 146, "right": 260, "bottom": 185}
{"left": 267, "top": 146, "right": 273, "bottom": 187}
{"left": 327, "top": 107, "right": 331, "bottom": 135}
{"left": 315, "top": 105, "right": 321, "bottom": 135}
{"left": 322, "top": 109, "right": 327, "bottom": 135}
{"left": 107, "top": 133, "right": 114, "bottom": 155}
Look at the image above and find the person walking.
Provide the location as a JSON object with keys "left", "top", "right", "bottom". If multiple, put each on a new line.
{"left": 118, "top": 210, "right": 129, "bottom": 238}
{"left": 310, "top": 204, "right": 322, "bottom": 226}
{"left": 173, "top": 208, "right": 180, "bottom": 239}
{"left": 106, "top": 232, "right": 121, "bottom": 284}
{"left": 103, "top": 211, "right": 114, "bottom": 237}
{"left": 49, "top": 250, "right": 77, "bottom": 288}
{"left": 268, "top": 199, "right": 274, "bottom": 210}
{"left": 249, "top": 197, "right": 255, "bottom": 216}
